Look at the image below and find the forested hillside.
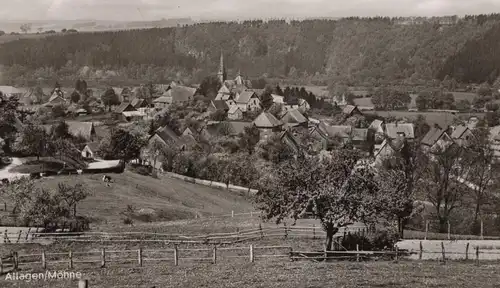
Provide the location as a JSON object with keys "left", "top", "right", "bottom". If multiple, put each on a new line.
{"left": 1, "top": 15, "right": 500, "bottom": 87}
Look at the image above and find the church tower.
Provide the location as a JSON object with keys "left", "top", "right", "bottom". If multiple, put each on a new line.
{"left": 217, "top": 52, "right": 227, "bottom": 84}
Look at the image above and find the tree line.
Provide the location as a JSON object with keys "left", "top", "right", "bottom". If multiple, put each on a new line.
{"left": 2, "top": 16, "right": 500, "bottom": 87}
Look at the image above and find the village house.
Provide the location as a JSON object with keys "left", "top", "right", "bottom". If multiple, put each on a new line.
{"left": 81, "top": 142, "right": 100, "bottom": 159}
{"left": 368, "top": 119, "right": 385, "bottom": 143}
{"left": 153, "top": 95, "right": 172, "bottom": 110}
{"left": 271, "top": 94, "right": 284, "bottom": 104}
{"left": 44, "top": 88, "right": 66, "bottom": 107}
{"left": 298, "top": 99, "right": 311, "bottom": 113}
{"left": 208, "top": 100, "right": 229, "bottom": 113}
{"left": 280, "top": 109, "right": 308, "bottom": 129}
{"left": 384, "top": 122, "right": 415, "bottom": 140}
{"left": 122, "top": 111, "right": 146, "bottom": 122}
{"left": 374, "top": 136, "right": 407, "bottom": 166}
{"left": 234, "top": 91, "right": 261, "bottom": 112}
{"left": 131, "top": 98, "right": 149, "bottom": 109}
{"left": 227, "top": 106, "right": 243, "bottom": 120}
{"left": 450, "top": 125, "right": 475, "bottom": 147}
{"left": 342, "top": 105, "right": 363, "bottom": 118}
{"left": 44, "top": 121, "right": 96, "bottom": 142}
{"left": 489, "top": 125, "right": 500, "bottom": 159}
{"left": 0, "top": 86, "right": 24, "bottom": 98}
{"left": 253, "top": 111, "right": 283, "bottom": 132}
{"left": 421, "top": 127, "right": 453, "bottom": 152}
{"left": 171, "top": 86, "right": 197, "bottom": 103}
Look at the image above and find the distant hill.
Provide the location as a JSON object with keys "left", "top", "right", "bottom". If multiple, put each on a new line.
{"left": 1, "top": 15, "right": 500, "bottom": 87}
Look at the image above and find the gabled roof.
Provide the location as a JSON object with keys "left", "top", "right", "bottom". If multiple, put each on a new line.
{"left": 131, "top": 98, "right": 146, "bottom": 108}
{"left": 253, "top": 112, "right": 283, "bottom": 128}
{"left": 84, "top": 142, "right": 100, "bottom": 152}
{"left": 215, "top": 93, "right": 232, "bottom": 101}
{"left": 343, "top": 105, "right": 359, "bottom": 115}
{"left": 171, "top": 86, "right": 197, "bottom": 102}
{"left": 236, "top": 91, "right": 257, "bottom": 104}
{"left": 369, "top": 119, "right": 384, "bottom": 131}
{"left": 281, "top": 109, "right": 307, "bottom": 124}
{"left": 112, "top": 87, "right": 123, "bottom": 95}
{"left": 451, "top": 125, "right": 469, "bottom": 139}
{"left": 271, "top": 94, "right": 284, "bottom": 104}
{"left": 155, "top": 125, "right": 180, "bottom": 144}
{"left": 385, "top": 123, "right": 415, "bottom": 139}
{"left": 228, "top": 105, "right": 242, "bottom": 114}
{"left": 352, "top": 128, "right": 368, "bottom": 141}
{"left": 66, "top": 121, "right": 95, "bottom": 140}
{"left": 115, "top": 102, "right": 136, "bottom": 113}
{"left": 421, "top": 127, "right": 448, "bottom": 146}
{"left": 322, "top": 124, "right": 352, "bottom": 139}
{"left": 218, "top": 85, "right": 230, "bottom": 94}
{"left": 211, "top": 100, "right": 229, "bottom": 111}
{"left": 153, "top": 96, "right": 172, "bottom": 104}
{"left": 0, "top": 86, "right": 23, "bottom": 96}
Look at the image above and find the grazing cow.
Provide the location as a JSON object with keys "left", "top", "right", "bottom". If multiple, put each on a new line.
{"left": 1, "top": 178, "right": 9, "bottom": 185}
{"left": 102, "top": 175, "right": 112, "bottom": 182}
{"left": 77, "top": 170, "right": 83, "bottom": 175}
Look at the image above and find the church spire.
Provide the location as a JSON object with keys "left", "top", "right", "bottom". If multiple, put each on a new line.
{"left": 217, "top": 51, "right": 226, "bottom": 84}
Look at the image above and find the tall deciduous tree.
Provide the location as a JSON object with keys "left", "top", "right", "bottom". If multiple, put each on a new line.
{"left": 101, "top": 87, "right": 120, "bottom": 112}
{"left": 56, "top": 182, "right": 89, "bottom": 218}
{"left": 14, "top": 122, "right": 49, "bottom": 161}
{"left": 198, "top": 76, "right": 222, "bottom": 100}
{"left": 98, "top": 128, "right": 146, "bottom": 162}
{"left": 238, "top": 126, "right": 261, "bottom": 155}
{"left": 419, "top": 144, "right": 469, "bottom": 232}
{"left": 256, "top": 150, "right": 388, "bottom": 251}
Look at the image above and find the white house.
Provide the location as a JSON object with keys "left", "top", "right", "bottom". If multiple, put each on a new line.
{"left": 235, "top": 91, "right": 260, "bottom": 112}
{"left": 227, "top": 105, "right": 243, "bottom": 120}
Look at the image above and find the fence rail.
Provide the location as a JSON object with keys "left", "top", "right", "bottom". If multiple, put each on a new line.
{"left": 3, "top": 241, "right": 500, "bottom": 277}
{"left": 0, "top": 225, "right": 368, "bottom": 244}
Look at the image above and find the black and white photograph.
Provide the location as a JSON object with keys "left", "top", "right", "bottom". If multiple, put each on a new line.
{"left": 1, "top": 1, "right": 500, "bottom": 287}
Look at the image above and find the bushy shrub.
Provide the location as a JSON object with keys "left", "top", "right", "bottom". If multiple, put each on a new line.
{"left": 340, "top": 228, "right": 399, "bottom": 251}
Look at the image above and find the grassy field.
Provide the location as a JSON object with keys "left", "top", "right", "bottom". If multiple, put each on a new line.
{"left": 0, "top": 33, "right": 53, "bottom": 44}
{"left": 2, "top": 261, "right": 500, "bottom": 287}
{"left": 0, "top": 170, "right": 254, "bottom": 228}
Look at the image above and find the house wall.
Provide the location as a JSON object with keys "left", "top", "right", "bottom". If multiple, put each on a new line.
{"left": 81, "top": 147, "right": 94, "bottom": 159}
{"left": 248, "top": 98, "right": 261, "bottom": 111}
{"left": 236, "top": 103, "right": 248, "bottom": 112}
{"left": 228, "top": 110, "right": 243, "bottom": 120}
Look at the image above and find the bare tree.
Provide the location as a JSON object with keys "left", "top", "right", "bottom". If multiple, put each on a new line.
{"left": 20, "top": 23, "right": 32, "bottom": 34}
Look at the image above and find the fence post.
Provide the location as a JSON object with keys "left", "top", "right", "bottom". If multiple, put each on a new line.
{"left": 231, "top": 211, "right": 234, "bottom": 218}
{"left": 78, "top": 279, "right": 88, "bottom": 288}
{"left": 480, "top": 220, "right": 484, "bottom": 240}
{"left": 249, "top": 245, "right": 254, "bottom": 263}
{"left": 312, "top": 225, "right": 316, "bottom": 240}
{"left": 356, "top": 244, "right": 360, "bottom": 262}
{"left": 424, "top": 220, "right": 429, "bottom": 240}
{"left": 0, "top": 254, "right": 3, "bottom": 274}
{"left": 447, "top": 221, "right": 451, "bottom": 240}
{"left": 138, "top": 248, "right": 142, "bottom": 267}
{"left": 42, "top": 250, "right": 46, "bottom": 269}
{"left": 465, "top": 243, "right": 469, "bottom": 261}
{"left": 101, "top": 248, "right": 106, "bottom": 268}
{"left": 14, "top": 252, "right": 18, "bottom": 269}
{"left": 3, "top": 202, "right": 6, "bottom": 211}
{"left": 419, "top": 241, "right": 423, "bottom": 260}
{"left": 212, "top": 245, "right": 217, "bottom": 264}
{"left": 174, "top": 245, "right": 178, "bottom": 266}
{"left": 441, "top": 242, "right": 446, "bottom": 264}
{"left": 25, "top": 228, "right": 31, "bottom": 241}
{"left": 476, "top": 246, "right": 480, "bottom": 266}
{"left": 236, "top": 228, "right": 240, "bottom": 242}
{"left": 259, "top": 224, "right": 263, "bottom": 239}
{"left": 395, "top": 246, "right": 399, "bottom": 262}
{"left": 284, "top": 223, "right": 288, "bottom": 239}
{"left": 69, "top": 250, "right": 73, "bottom": 269}
{"left": 16, "top": 230, "right": 22, "bottom": 243}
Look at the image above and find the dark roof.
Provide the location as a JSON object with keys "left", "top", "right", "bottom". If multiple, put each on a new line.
{"left": 115, "top": 102, "right": 136, "bottom": 113}
{"left": 131, "top": 98, "right": 146, "bottom": 108}
{"left": 85, "top": 142, "right": 100, "bottom": 152}
{"left": 211, "top": 100, "right": 229, "bottom": 111}
{"left": 171, "top": 86, "right": 197, "bottom": 102}
{"left": 421, "top": 127, "right": 447, "bottom": 146}
{"left": 451, "top": 125, "right": 468, "bottom": 139}
{"left": 343, "top": 105, "right": 358, "bottom": 115}
{"left": 155, "top": 125, "right": 180, "bottom": 144}
{"left": 352, "top": 128, "right": 368, "bottom": 141}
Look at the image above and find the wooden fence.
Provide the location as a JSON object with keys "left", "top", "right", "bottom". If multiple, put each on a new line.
{"left": 0, "top": 225, "right": 367, "bottom": 244}
{"left": 5, "top": 241, "right": 500, "bottom": 279}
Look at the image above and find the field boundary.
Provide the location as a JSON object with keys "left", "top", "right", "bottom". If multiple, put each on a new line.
{"left": 3, "top": 243, "right": 500, "bottom": 274}
{"left": 0, "top": 225, "right": 367, "bottom": 244}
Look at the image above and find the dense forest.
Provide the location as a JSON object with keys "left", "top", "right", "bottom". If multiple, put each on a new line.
{"left": 1, "top": 15, "right": 500, "bottom": 87}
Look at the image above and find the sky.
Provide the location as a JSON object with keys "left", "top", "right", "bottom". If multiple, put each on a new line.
{"left": 1, "top": 0, "right": 500, "bottom": 21}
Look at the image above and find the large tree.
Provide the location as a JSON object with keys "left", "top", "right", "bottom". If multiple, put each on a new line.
{"left": 198, "top": 75, "right": 222, "bottom": 100}
{"left": 256, "top": 150, "right": 389, "bottom": 251}
{"left": 419, "top": 144, "right": 469, "bottom": 232}
{"left": 101, "top": 88, "right": 120, "bottom": 112}
{"left": 14, "top": 122, "right": 50, "bottom": 161}
{"left": 97, "top": 128, "right": 147, "bottom": 162}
